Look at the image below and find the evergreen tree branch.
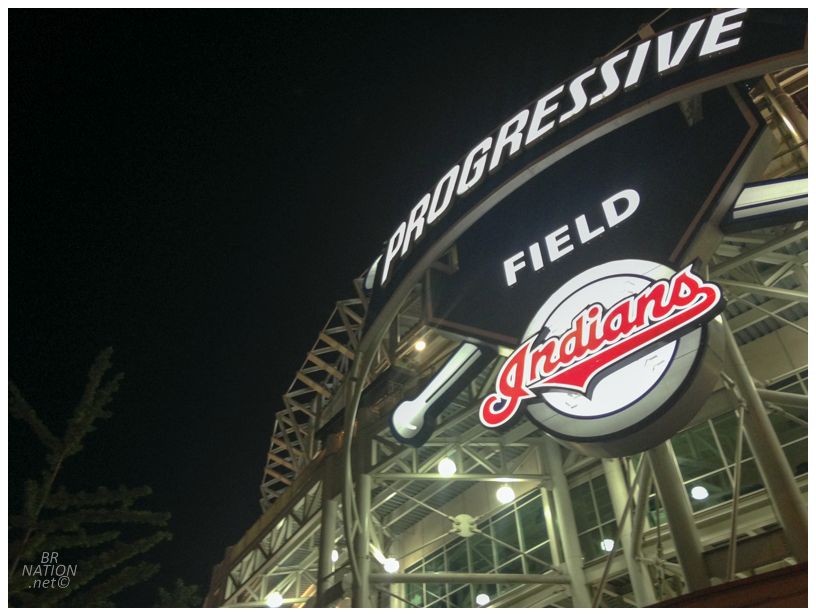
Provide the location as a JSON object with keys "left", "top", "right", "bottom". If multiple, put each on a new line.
{"left": 67, "top": 531, "right": 172, "bottom": 595}
{"left": 9, "top": 347, "right": 172, "bottom": 608}
{"left": 66, "top": 562, "right": 161, "bottom": 608}
{"left": 45, "top": 485, "right": 152, "bottom": 511}
{"left": 62, "top": 348, "right": 123, "bottom": 457}
{"left": 10, "top": 349, "right": 122, "bottom": 578}
{"left": 21, "top": 479, "right": 44, "bottom": 521}
{"left": 8, "top": 381, "right": 60, "bottom": 452}
{"left": 38, "top": 509, "right": 170, "bottom": 534}
{"left": 155, "top": 578, "right": 203, "bottom": 608}
{"left": 40, "top": 530, "right": 122, "bottom": 552}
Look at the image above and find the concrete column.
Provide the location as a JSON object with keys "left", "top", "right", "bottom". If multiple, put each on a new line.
{"left": 351, "top": 473, "right": 372, "bottom": 607}
{"left": 316, "top": 492, "right": 338, "bottom": 607}
{"left": 602, "top": 458, "right": 657, "bottom": 606}
{"left": 648, "top": 441, "right": 710, "bottom": 592}
{"left": 724, "top": 326, "right": 808, "bottom": 562}
{"left": 542, "top": 439, "right": 592, "bottom": 607}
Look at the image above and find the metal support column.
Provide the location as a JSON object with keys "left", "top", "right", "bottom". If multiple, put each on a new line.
{"left": 540, "top": 487, "right": 562, "bottom": 568}
{"left": 763, "top": 73, "right": 808, "bottom": 161}
{"left": 602, "top": 459, "right": 657, "bottom": 607}
{"left": 352, "top": 473, "right": 372, "bottom": 608}
{"left": 647, "top": 442, "right": 710, "bottom": 592}
{"left": 542, "top": 438, "right": 592, "bottom": 608}
{"left": 724, "top": 326, "right": 808, "bottom": 563}
{"left": 316, "top": 492, "right": 339, "bottom": 607}
{"left": 629, "top": 459, "right": 652, "bottom": 562}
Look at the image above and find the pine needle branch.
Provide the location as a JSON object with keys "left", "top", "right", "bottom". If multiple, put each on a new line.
{"left": 66, "top": 562, "right": 161, "bottom": 607}
{"left": 45, "top": 485, "right": 153, "bottom": 511}
{"left": 9, "top": 382, "right": 60, "bottom": 452}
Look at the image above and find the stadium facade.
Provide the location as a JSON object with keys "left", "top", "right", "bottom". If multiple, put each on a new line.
{"left": 205, "top": 8, "right": 808, "bottom": 608}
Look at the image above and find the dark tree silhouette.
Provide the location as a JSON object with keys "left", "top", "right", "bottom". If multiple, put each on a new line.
{"left": 8, "top": 348, "right": 172, "bottom": 607}
{"left": 155, "top": 578, "right": 203, "bottom": 608}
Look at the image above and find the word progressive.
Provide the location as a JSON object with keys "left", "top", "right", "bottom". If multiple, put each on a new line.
{"left": 379, "top": 8, "right": 747, "bottom": 285}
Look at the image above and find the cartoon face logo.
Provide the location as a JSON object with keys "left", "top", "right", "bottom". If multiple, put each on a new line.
{"left": 480, "top": 259, "right": 725, "bottom": 456}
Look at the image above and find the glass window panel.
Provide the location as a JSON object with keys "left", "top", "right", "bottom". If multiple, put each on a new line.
{"left": 783, "top": 438, "right": 808, "bottom": 477}
{"left": 518, "top": 496, "right": 547, "bottom": 550}
{"left": 592, "top": 476, "right": 615, "bottom": 525}
{"left": 578, "top": 528, "right": 603, "bottom": 562}
{"left": 769, "top": 411, "right": 808, "bottom": 446}
{"left": 711, "top": 412, "right": 752, "bottom": 462}
{"left": 425, "top": 584, "right": 446, "bottom": 605}
{"left": 446, "top": 539, "right": 468, "bottom": 573}
{"left": 499, "top": 556, "right": 524, "bottom": 594}
{"left": 497, "top": 581, "right": 522, "bottom": 596}
{"left": 424, "top": 553, "right": 444, "bottom": 572}
{"left": 405, "top": 583, "right": 423, "bottom": 608}
{"left": 570, "top": 482, "right": 596, "bottom": 532}
{"left": 526, "top": 542, "right": 552, "bottom": 574}
{"left": 490, "top": 505, "right": 516, "bottom": 526}
{"left": 498, "top": 556, "right": 523, "bottom": 574}
{"left": 671, "top": 429, "right": 694, "bottom": 460}
{"left": 686, "top": 469, "right": 732, "bottom": 512}
{"left": 736, "top": 459, "right": 764, "bottom": 496}
{"left": 771, "top": 374, "right": 803, "bottom": 393}
{"left": 491, "top": 513, "right": 519, "bottom": 564}
{"left": 672, "top": 422, "right": 723, "bottom": 479}
{"left": 448, "top": 584, "right": 470, "bottom": 608}
{"left": 647, "top": 495, "right": 668, "bottom": 527}
{"left": 467, "top": 533, "right": 493, "bottom": 573}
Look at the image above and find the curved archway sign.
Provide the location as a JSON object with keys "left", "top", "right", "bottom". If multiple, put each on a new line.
{"left": 366, "top": 8, "right": 806, "bottom": 455}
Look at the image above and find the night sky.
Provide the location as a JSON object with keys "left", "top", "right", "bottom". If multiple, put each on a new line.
{"left": 9, "top": 8, "right": 693, "bottom": 606}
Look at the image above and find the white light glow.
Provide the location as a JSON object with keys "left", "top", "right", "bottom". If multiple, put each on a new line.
{"left": 600, "top": 538, "right": 615, "bottom": 552}
{"left": 475, "top": 593, "right": 491, "bottom": 606}
{"left": 414, "top": 339, "right": 427, "bottom": 352}
{"left": 690, "top": 485, "right": 709, "bottom": 500}
{"left": 383, "top": 557, "right": 400, "bottom": 573}
{"left": 437, "top": 457, "right": 457, "bottom": 477}
{"left": 265, "top": 592, "right": 283, "bottom": 608}
{"left": 331, "top": 549, "right": 339, "bottom": 563}
{"left": 371, "top": 546, "right": 386, "bottom": 564}
{"left": 496, "top": 485, "right": 515, "bottom": 504}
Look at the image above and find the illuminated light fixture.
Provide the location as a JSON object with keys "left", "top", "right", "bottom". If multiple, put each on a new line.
{"left": 391, "top": 343, "right": 484, "bottom": 444}
{"left": 600, "top": 538, "right": 615, "bottom": 552}
{"left": 475, "top": 593, "right": 491, "bottom": 606}
{"left": 414, "top": 339, "right": 427, "bottom": 352}
{"left": 372, "top": 546, "right": 399, "bottom": 573}
{"left": 732, "top": 176, "right": 807, "bottom": 221}
{"left": 690, "top": 485, "right": 709, "bottom": 500}
{"left": 265, "top": 591, "right": 284, "bottom": 608}
{"left": 437, "top": 457, "right": 457, "bottom": 477}
{"left": 331, "top": 549, "right": 339, "bottom": 563}
{"left": 497, "top": 345, "right": 514, "bottom": 358}
{"left": 496, "top": 484, "right": 515, "bottom": 504}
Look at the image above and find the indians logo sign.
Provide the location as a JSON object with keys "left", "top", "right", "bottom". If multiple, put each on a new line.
{"left": 480, "top": 260, "right": 725, "bottom": 455}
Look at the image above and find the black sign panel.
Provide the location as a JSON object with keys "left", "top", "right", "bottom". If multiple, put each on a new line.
{"left": 427, "top": 86, "right": 756, "bottom": 344}
{"left": 364, "top": 8, "right": 807, "bottom": 335}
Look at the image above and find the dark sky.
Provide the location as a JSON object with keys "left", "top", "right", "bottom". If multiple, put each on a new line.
{"left": 9, "top": 8, "right": 689, "bottom": 606}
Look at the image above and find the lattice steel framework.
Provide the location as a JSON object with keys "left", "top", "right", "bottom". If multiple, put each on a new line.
{"left": 208, "top": 65, "right": 807, "bottom": 608}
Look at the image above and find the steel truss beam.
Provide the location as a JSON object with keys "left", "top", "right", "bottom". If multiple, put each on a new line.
{"left": 224, "top": 66, "right": 808, "bottom": 610}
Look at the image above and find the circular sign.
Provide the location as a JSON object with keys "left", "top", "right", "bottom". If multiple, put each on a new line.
{"left": 479, "top": 259, "right": 726, "bottom": 457}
